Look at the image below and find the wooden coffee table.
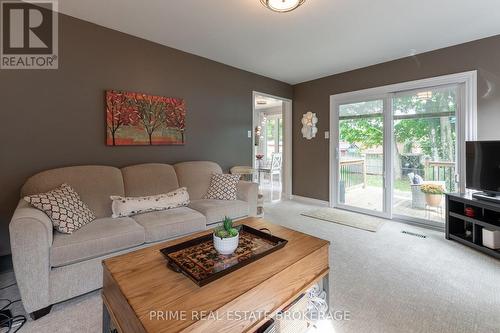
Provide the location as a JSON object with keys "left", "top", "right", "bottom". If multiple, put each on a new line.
{"left": 102, "top": 218, "right": 330, "bottom": 333}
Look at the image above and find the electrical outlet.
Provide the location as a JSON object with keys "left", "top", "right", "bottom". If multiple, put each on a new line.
{"left": 247, "top": 130, "right": 252, "bottom": 138}
{"left": 324, "top": 131, "right": 330, "bottom": 139}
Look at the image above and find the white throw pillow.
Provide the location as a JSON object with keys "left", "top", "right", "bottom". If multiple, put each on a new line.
{"left": 204, "top": 174, "right": 241, "bottom": 201}
{"left": 24, "top": 183, "right": 96, "bottom": 234}
{"left": 110, "top": 187, "right": 190, "bottom": 218}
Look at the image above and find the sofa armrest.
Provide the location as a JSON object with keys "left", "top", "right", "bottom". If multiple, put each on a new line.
{"left": 236, "top": 181, "right": 258, "bottom": 217}
{"left": 9, "top": 199, "right": 53, "bottom": 313}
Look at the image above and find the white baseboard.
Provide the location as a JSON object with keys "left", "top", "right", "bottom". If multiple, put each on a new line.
{"left": 290, "top": 195, "right": 330, "bottom": 206}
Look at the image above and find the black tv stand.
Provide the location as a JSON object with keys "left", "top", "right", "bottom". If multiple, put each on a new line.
{"left": 446, "top": 193, "right": 500, "bottom": 259}
{"left": 472, "top": 192, "right": 500, "bottom": 204}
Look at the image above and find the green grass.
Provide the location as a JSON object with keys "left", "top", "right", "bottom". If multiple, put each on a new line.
{"left": 365, "top": 175, "right": 410, "bottom": 192}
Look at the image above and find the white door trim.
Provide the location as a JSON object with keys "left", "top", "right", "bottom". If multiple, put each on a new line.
{"left": 329, "top": 70, "right": 477, "bottom": 220}
{"left": 252, "top": 91, "right": 293, "bottom": 200}
{"left": 329, "top": 71, "right": 477, "bottom": 105}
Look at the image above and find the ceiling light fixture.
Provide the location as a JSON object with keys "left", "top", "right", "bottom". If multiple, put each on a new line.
{"left": 260, "top": 0, "right": 306, "bottom": 13}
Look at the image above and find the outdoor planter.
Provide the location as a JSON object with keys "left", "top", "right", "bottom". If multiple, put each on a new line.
{"left": 425, "top": 193, "right": 443, "bottom": 207}
{"left": 420, "top": 183, "right": 445, "bottom": 207}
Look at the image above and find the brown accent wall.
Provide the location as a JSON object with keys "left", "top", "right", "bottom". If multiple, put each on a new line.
{"left": 0, "top": 14, "right": 292, "bottom": 255}
{"left": 292, "top": 35, "right": 500, "bottom": 201}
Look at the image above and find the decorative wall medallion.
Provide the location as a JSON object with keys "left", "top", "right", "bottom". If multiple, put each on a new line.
{"left": 301, "top": 111, "right": 318, "bottom": 139}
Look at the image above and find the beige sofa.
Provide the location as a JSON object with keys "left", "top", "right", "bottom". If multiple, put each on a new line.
{"left": 9, "top": 161, "right": 258, "bottom": 319}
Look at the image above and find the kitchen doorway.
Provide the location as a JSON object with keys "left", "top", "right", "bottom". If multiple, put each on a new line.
{"left": 252, "top": 92, "right": 292, "bottom": 203}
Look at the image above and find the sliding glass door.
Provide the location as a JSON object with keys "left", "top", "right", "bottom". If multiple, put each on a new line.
{"left": 331, "top": 72, "right": 476, "bottom": 227}
{"left": 392, "top": 86, "right": 458, "bottom": 224}
{"left": 335, "top": 98, "right": 388, "bottom": 216}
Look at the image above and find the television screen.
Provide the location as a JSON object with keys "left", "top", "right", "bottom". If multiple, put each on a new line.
{"left": 466, "top": 141, "right": 500, "bottom": 194}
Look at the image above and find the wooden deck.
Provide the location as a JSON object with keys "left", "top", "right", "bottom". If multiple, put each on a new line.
{"left": 344, "top": 186, "right": 445, "bottom": 223}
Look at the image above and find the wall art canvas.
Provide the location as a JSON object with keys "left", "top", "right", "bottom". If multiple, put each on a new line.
{"left": 106, "top": 90, "right": 186, "bottom": 146}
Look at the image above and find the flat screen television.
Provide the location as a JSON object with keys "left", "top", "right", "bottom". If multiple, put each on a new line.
{"left": 466, "top": 141, "right": 500, "bottom": 198}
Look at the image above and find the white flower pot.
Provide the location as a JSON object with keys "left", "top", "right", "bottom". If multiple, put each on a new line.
{"left": 213, "top": 233, "right": 239, "bottom": 255}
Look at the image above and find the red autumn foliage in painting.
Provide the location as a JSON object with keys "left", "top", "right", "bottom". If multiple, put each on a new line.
{"left": 106, "top": 90, "right": 186, "bottom": 146}
{"left": 106, "top": 91, "right": 140, "bottom": 146}
{"left": 165, "top": 97, "right": 186, "bottom": 143}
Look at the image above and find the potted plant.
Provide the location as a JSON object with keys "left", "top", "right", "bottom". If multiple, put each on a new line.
{"left": 420, "top": 184, "right": 445, "bottom": 207}
{"left": 213, "top": 217, "right": 240, "bottom": 255}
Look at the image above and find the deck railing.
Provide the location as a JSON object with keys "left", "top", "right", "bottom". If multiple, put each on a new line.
{"left": 340, "top": 157, "right": 455, "bottom": 191}
{"left": 340, "top": 159, "right": 366, "bottom": 189}
{"left": 424, "top": 160, "right": 456, "bottom": 192}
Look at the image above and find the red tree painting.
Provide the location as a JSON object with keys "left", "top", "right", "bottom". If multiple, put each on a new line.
{"left": 165, "top": 97, "right": 186, "bottom": 143}
{"left": 106, "top": 90, "right": 186, "bottom": 146}
{"left": 106, "top": 91, "right": 139, "bottom": 146}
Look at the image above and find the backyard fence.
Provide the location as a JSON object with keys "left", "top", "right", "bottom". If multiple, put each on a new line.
{"left": 365, "top": 153, "right": 383, "bottom": 175}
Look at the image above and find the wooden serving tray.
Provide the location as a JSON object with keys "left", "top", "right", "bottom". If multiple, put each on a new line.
{"left": 160, "top": 225, "right": 288, "bottom": 286}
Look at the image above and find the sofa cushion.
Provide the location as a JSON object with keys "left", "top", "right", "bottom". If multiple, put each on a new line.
{"left": 132, "top": 207, "right": 206, "bottom": 243}
{"left": 24, "top": 183, "right": 96, "bottom": 234}
{"left": 21, "top": 166, "right": 124, "bottom": 218}
{"left": 50, "top": 217, "right": 145, "bottom": 267}
{"left": 174, "top": 161, "right": 223, "bottom": 200}
{"left": 121, "top": 163, "right": 179, "bottom": 197}
{"left": 189, "top": 199, "right": 248, "bottom": 225}
{"left": 111, "top": 187, "right": 190, "bottom": 218}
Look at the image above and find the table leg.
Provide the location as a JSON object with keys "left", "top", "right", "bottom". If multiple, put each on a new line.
{"left": 322, "top": 273, "right": 330, "bottom": 308}
{"left": 103, "top": 302, "right": 111, "bottom": 333}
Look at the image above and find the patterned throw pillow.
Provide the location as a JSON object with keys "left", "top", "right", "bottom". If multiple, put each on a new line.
{"left": 204, "top": 174, "right": 241, "bottom": 201}
{"left": 110, "top": 187, "right": 190, "bottom": 218}
{"left": 24, "top": 184, "right": 96, "bottom": 234}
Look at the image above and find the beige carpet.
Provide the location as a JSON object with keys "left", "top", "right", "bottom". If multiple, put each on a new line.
{"left": 301, "top": 207, "right": 385, "bottom": 232}
{"left": 2, "top": 200, "right": 500, "bottom": 332}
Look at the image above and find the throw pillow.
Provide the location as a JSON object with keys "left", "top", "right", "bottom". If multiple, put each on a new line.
{"left": 110, "top": 187, "right": 190, "bottom": 218}
{"left": 24, "top": 183, "right": 96, "bottom": 234}
{"left": 204, "top": 174, "right": 241, "bottom": 200}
